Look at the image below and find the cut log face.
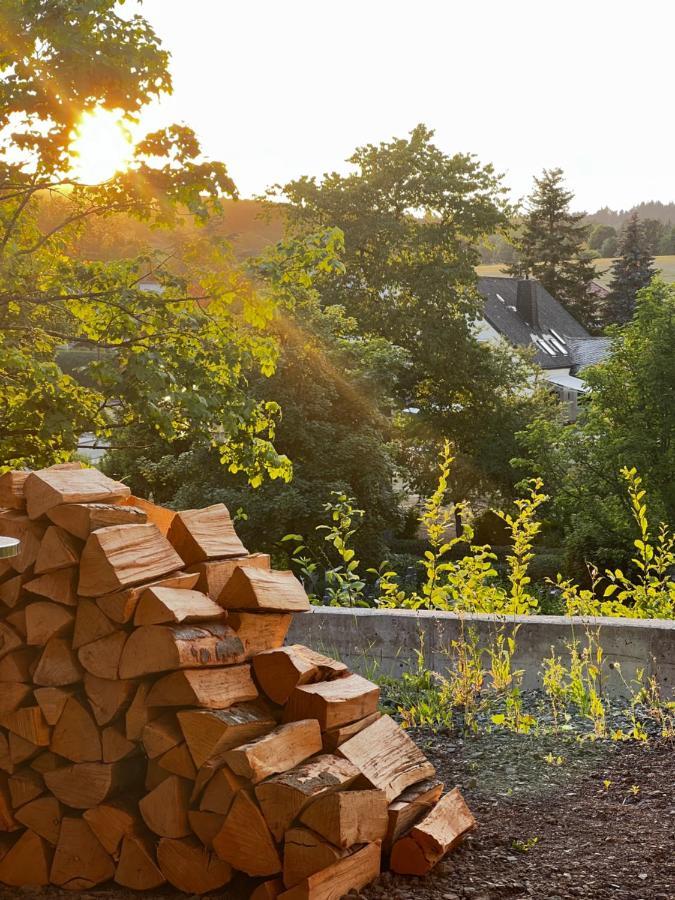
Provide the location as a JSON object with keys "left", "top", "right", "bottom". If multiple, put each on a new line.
{"left": 50, "top": 816, "right": 115, "bottom": 889}
{"left": 78, "top": 523, "right": 184, "bottom": 597}
{"left": 219, "top": 566, "right": 310, "bottom": 612}
{"left": 24, "top": 467, "right": 130, "bottom": 520}
{"left": 278, "top": 841, "right": 382, "bottom": 900}
{"left": 82, "top": 801, "right": 136, "bottom": 856}
{"left": 48, "top": 502, "right": 147, "bottom": 540}
{"left": 253, "top": 644, "right": 349, "bottom": 706}
{"left": 0, "top": 622, "right": 22, "bottom": 661}
{"left": 32, "top": 636, "right": 83, "bottom": 686}
{"left": 255, "top": 755, "right": 361, "bottom": 841}
{"left": 23, "top": 568, "right": 78, "bottom": 606}
{"left": 0, "top": 648, "right": 36, "bottom": 683}
{"left": 51, "top": 697, "right": 102, "bottom": 762}
{"left": 0, "top": 683, "right": 32, "bottom": 717}
{"left": 322, "top": 712, "right": 381, "bottom": 753}
{"left": 199, "top": 765, "right": 245, "bottom": 815}
{"left": 121, "top": 495, "right": 175, "bottom": 534}
{"left": 283, "top": 673, "right": 380, "bottom": 731}
{"left": 178, "top": 704, "right": 276, "bottom": 769}
{"left": 9, "top": 733, "right": 40, "bottom": 766}
{"left": 147, "top": 665, "right": 258, "bottom": 710}
{"left": 213, "top": 789, "right": 281, "bottom": 877}
{"left": 125, "top": 683, "right": 155, "bottom": 742}
{"left": 225, "top": 719, "right": 323, "bottom": 785}
{"left": 33, "top": 687, "right": 74, "bottom": 726}
{"left": 142, "top": 713, "right": 183, "bottom": 760}
{"left": 0, "top": 512, "right": 46, "bottom": 572}
{"left": 44, "top": 760, "right": 140, "bottom": 809}
{"left": 283, "top": 826, "right": 347, "bottom": 888}
{"left": 384, "top": 778, "right": 444, "bottom": 853}
{"left": 25, "top": 601, "right": 74, "bottom": 646}
{"left": 139, "top": 774, "right": 191, "bottom": 838}
{"left": 102, "top": 725, "right": 137, "bottom": 763}
{"left": 34, "top": 526, "right": 81, "bottom": 575}
{"left": 251, "top": 877, "right": 285, "bottom": 900}
{"left": 8, "top": 767, "right": 44, "bottom": 807}
{"left": 188, "top": 809, "right": 225, "bottom": 848}
{"left": 77, "top": 630, "right": 127, "bottom": 680}
{"left": 84, "top": 673, "right": 136, "bottom": 727}
{"left": 158, "top": 742, "right": 196, "bottom": 780}
{"left": 338, "top": 715, "right": 436, "bottom": 802}
{"left": 186, "top": 552, "right": 270, "bottom": 600}
{"left": 389, "top": 787, "right": 476, "bottom": 875}
{"left": 0, "top": 471, "right": 28, "bottom": 510}
{"left": 0, "top": 571, "right": 34, "bottom": 609}
{"left": 300, "top": 789, "right": 389, "bottom": 849}
{"left": 133, "top": 586, "right": 223, "bottom": 625}
{"left": 167, "top": 504, "right": 247, "bottom": 565}
{"left": 14, "top": 795, "right": 62, "bottom": 845}
{"left": 119, "top": 622, "right": 245, "bottom": 679}
{"left": 115, "top": 832, "right": 166, "bottom": 890}
{"left": 0, "top": 828, "right": 52, "bottom": 886}
{"left": 96, "top": 571, "right": 200, "bottom": 624}
{"left": 227, "top": 611, "right": 293, "bottom": 657}
{"left": 157, "top": 836, "right": 232, "bottom": 894}
{"left": 72, "top": 600, "right": 116, "bottom": 650}
{"left": 0, "top": 706, "right": 50, "bottom": 746}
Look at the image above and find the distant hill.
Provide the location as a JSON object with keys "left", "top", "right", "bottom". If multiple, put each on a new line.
{"left": 476, "top": 257, "right": 675, "bottom": 286}
{"left": 585, "top": 201, "right": 675, "bottom": 228}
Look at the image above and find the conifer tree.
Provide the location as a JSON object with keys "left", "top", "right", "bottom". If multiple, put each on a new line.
{"left": 604, "top": 213, "right": 657, "bottom": 325}
{"left": 508, "top": 168, "right": 598, "bottom": 328}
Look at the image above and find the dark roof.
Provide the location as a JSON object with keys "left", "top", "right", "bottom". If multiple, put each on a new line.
{"left": 476, "top": 277, "right": 591, "bottom": 370}
{"left": 568, "top": 337, "right": 612, "bottom": 373}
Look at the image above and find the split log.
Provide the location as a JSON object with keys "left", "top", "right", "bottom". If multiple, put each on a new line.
{"left": 0, "top": 828, "right": 51, "bottom": 886}
{"left": 338, "top": 715, "right": 435, "bottom": 802}
{"left": 187, "top": 809, "right": 224, "bottom": 848}
{"left": 102, "top": 725, "right": 136, "bottom": 763}
{"left": 121, "top": 494, "right": 175, "bottom": 534}
{"left": 300, "top": 789, "right": 388, "bottom": 848}
{"left": 0, "top": 622, "right": 22, "bottom": 661}
{"left": 219, "top": 566, "right": 309, "bottom": 612}
{"left": 157, "top": 836, "right": 232, "bottom": 893}
{"left": 167, "top": 503, "right": 247, "bottom": 564}
{"left": 78, "top": 523, "right": 184, "bottom": 597}
{"left": 14, "top": 795, "right": 62, "bottom": 844}
{"left": 0, "top": 648, "right": 36, "bottom": 682}
{"left": 227, "top": 611, "right": 293, "bottom": 656}
{"left": 0, "top": 774, "right": 16, "bottom": 829}
{"left": 147, "top": 665, "right": 258, "bottom": 709}
{"left": 145, "top": 758, "right": 172, "bottom": 791}
{"left": 0, "top": 472, "right": 28, "bottom": 510}
{"left": 34, "top": 684, "right": 74, "bottom": 728}
{"left": 29, "top": 751, "right": 61, "bottom": 774}
{"left": 125, "top": 682, "right": 155, "bottom": 742}
{"left": 283, "top": 826, "right": 346, "bottom": 888}
{"left": 50, "top": 816, "right": 115, "bottom": 888}
{"left": 253, "top": 645, "right": 348, "bottom": 706}
{"left": 212, "top": 789, "right": 281, "bottom": 876}
{"left": 72, "top": 600, "right": 116, "bottom": 650}
{"left": 32, "top": 636, "right": 83, "bottom": 686}
{"left": 0, "top": 512, "right": 46, "bottom": 572}
{"left": 225, "top": 719, "right": 322, "bottom": 785}
{"left": 44, "top": 759, "right": 141, "bottom": 809}
{"left": 5, "top": 609, "right": 26, "bottom": 639}
{"left": 119, "top": 622, "right": 244, "bottom": 678}
{"left": 178, "top": 704, "right": 275, "bottom": 768}
{"left": 139, "top": 774, "right": 191, "bottom": 838}
{"left": 389, "top": 787, "right": 475, "bottom": 875}
{"left": 278, "top": 841, "right": 381, "bottom": 900}
{"left": 8, "top": 767, "right": 44, "bottom": 807}
{"left": 142, "top": 713, "right": 183, "bottom": 759}
{"left": 133, "top": 585, "right": 223, "bottom": 625}
{"left": 383, "top": 778, "right": 444, "bottom": 853}
{"left": 9, "top": 734, "right": 40, "bottom": 766}
{"left": 24, "top": 467, "right": 130, "bottom": 520}
{"left": 0, "top": 683, "right": 32, "bottom": 716}
{"left": 83, "top": 800, "right": 136, "bottom": 855}
{"left": 0, "top": 706, "right": 50, "bottom": 745}
{"left": 33, "top": 526, "right": 81, "bottom": 574}
{"left": 255, "top": 755, "right": 361, "bottom": 841}
{"left": 84, "top": 673, "right": 136, "bottom": 727}
{"left": 77, "top": 630, "right": 127, "bottom": 680}
{"left": 0, "top": 571, "right": 33, "bottom": 608}
{"left": 283, "top": 673, "right": 380, "bottom": 731}
{"left": 115, "top": 831, "right": 165, "bottom": 890}
{"left": 51, "top": 697, "right": 101, "bottom": 762}
{"left": 322, "top": 712, "right": 381, "bottom": 753}
{"left": 199, "top": 765, "right": 245, "bottom": 815}
{"left": 158, "top": 742, "right": 196, "bottom": 780}
{"left": 251, "top": 878, "right": 285, "bottom": 900}
{"left": 96, "top": 571, "right": 199, "bottom": 624}
{"left": 186, "top": 552, "right": 270, "bottom": 600}
{"left": 0, "top": 734, "right": 12, "bottom": 774}
{"left": 48, "top": 501, "right": 147, "bottom": 540}
{"left": 25, "top": 601, "right": 74, "bottom": 646}
{"left": 23, "top": 568, "right": 78, "bottom": 606}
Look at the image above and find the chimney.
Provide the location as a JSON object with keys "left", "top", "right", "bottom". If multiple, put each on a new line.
{"left": 516, "top": 280, "right": 539, "bottom": 329}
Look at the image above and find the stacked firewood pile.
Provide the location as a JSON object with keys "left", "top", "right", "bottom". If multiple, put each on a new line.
{"left": 0, "top": 463, "right": 475, "bottom": 897}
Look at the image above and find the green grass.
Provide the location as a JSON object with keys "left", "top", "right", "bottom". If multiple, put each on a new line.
{"left": 476, "top": 257, "right": 675, "bottom": 285}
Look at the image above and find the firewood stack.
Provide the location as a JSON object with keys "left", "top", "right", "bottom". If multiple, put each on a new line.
{"left": 0, "top": 463, "right": 475, "bottom": 897}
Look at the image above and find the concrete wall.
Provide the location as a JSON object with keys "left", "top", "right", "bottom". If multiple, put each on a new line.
{"left": 287, "top": 607, "right": 675, "bottom": 699}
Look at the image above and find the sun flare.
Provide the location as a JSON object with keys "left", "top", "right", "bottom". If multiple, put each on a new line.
{"left": 68, "top": 107, "right": 133, "bottom": 184}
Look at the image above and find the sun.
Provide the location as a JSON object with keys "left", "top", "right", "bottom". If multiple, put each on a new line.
{"left": 68, "top": 107, "right": 133, "bottom": 184}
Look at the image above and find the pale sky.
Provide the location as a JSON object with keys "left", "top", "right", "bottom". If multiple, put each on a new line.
{"left": 135, "top": 0, "right": 674, "bottom": 212}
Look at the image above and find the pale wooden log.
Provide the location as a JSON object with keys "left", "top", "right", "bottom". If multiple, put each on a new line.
{"left": 0, "top": 570, "right": 34, "bottom": 609}
{"left": 228, "top": 611, "right": 293, "bottom": 657}
{"left": 139, "top": 775, "right": 191, "bottom": 838}
{"left": 383, "top": 777, "right": 444, "bottom": 853}
{"left": 0, "top": 682, "right": 32, "bottom": 716}
{"left": 8, "top": 767, "right": 44, "bottom": 807}
{"left": 25, "top": 601, "right": 74, "bottom": 646}
{"left": 50, "top": 816, "right": 115, "bottom": 888}
{"left": 219, "top": 566, "right": 309, "bottom": 612}
{"left": 212, "top": 789, "right": 281, "bottom": 877}
{"left": 322, "top": 712, "right": 381, "bottom": 753}
{"left": 225, "top": 719, "right": 322, "bottom": 785}
{"left": 389, "top": 787, "right": 476, "bottom": 875}
{"left": 283, "top": 674, "right": 380, "bottom": 731}
{"left": 44, "top": 759, "right": 140, "bottom": 809}
{"left": 178, "top": 703, "right": 275, "bottom": 768}
{"left": 188, "top": 809, "right": 224, "bottom": 848}
{"left": 300, "top": 789, "right": 388, "bottom": 849}
{"left": 278, "top": 841, "right": 381, "bottom": 900}
{"left": 0, "top": 774, "right": 17, "bottom": 830}
{"left": 33, "top": 526, "right": 81, "bottom": 575}
{"left": 0, "top": 648, "right": 36, "bottom": 682}
{"left": 0, "top": 512, "right": 46, "bottom": 572}
{"left": 115, "top": 831, "right": 166, "bottom": 890}
{"left": 186, "top": 552, "right": 270, "bottom": 600}
{"left": 0, "top": 828, "right": 51, "bottom": 886}
{"left": 121, "top": 494, "right": 175, "bottom": 534}
{"left": 48, "top": 501, "right": 147, "bottom": 540}
{"left": 283, "top": 827, "right": 346, "bottom": 888}
{"left": 157, "top": 742, "right": 196, "bottom": 780}
{"left": 9, "top": 733, "right": 40, "bottom": 766}
{"left": 251, "top": 877, "right": 285, "bottom": 900}
{"left": 255, "top": 755, "right": 361, "bottom": 841}
{"left": 134, "top": 585, "right": 223, "bottom": 625}
{"left": 0, "top": 622, "right": 22, "bottom": 661}
{"left": 167, "top": 503, "right": 247, "bottom": 564}
{"left": 96, "top": 570, "right": 199, "bottom": 624}
{"left": 199, "top": 765, "right": 245, "bottom": 815}
{"left": 77, "top": 630, "right": 127, "bottom": 680}
{"left": 119, "top": 621, "right": 244, "bottom": 679}
{"left": 14, "top": 795, "right": 62, "bottom": 844}
{"left": 125, "top": 682, "right": 156, "bottom": 741}
{"left": 51, "top": 697, "right": 102, "bottom": 762}
{"left": 32, "top": 636, "right": 82, "bottom": 686}
{"left": 72, "top": 599, "right": 116, "bottom": 650}
{"left": 102, "top": 725, "right": 136, "bottom": 763}
{"left": 83, "top": 800, "right": 136, "bottom": 856}
{"left": 158, "top": 836, "right": 233, "bottom": 893}
{"left": 0, "top": 472, "right": 28, "bottom": 510}
{"left": 338, "top": 715, "right": 435, "bottom": 802}
{"left": 84, "top": 673, "right": 136, "bottom": 727}
{"left": 142, "top": 713, "right": 182, "bottom": 759}
{"left": 0, "top": 706, "right": 50, "bottom": 746}
{"left": 253, "top": 645, "right": 349, "bottom": 706}
{"left": 24, "top": 467, "right": 130, "bottom": 520}
{"left": 78, "top": 523, "right": 184, "bottom": 597}
{"left": 23, "top": 568, "right": 78, "bottom": 606}
{"left": 146, "top": 665, "right": 257, "bottom": 709}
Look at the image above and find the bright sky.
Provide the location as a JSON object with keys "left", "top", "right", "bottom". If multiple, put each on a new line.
{"left": 135, "top": 0, "right": 674, "bottom": 212}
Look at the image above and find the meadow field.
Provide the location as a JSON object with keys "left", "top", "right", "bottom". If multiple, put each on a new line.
{"left": 477, "top": 256, "right": 675, "bottom": 285}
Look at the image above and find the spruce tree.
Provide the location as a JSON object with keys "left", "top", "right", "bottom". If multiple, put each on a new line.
{"left": 507, "top": 168, "right": 598, "bottom": 328}
{"left": 604, "top": 213, "right": 656, "bottom": 325}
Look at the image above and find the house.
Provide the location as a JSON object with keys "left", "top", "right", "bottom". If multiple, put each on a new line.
{"left": 475, "top": 277, "right": 608, "bottom": 419}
